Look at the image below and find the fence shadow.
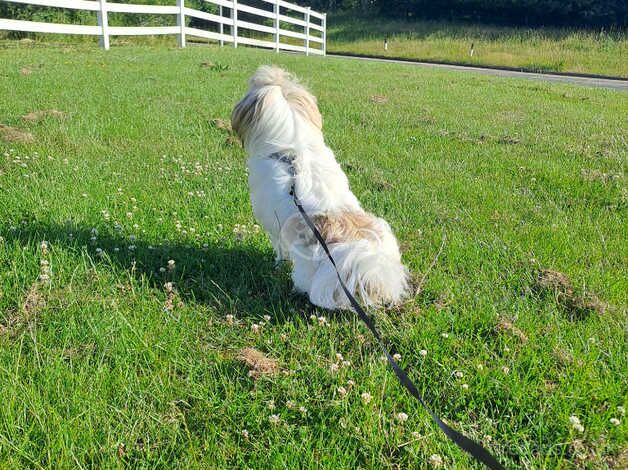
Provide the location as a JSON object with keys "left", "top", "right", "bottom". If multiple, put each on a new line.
{"left": 4, "top": 221, "right": 319, "bottom": 323}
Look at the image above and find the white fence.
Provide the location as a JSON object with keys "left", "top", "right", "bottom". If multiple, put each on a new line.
{"left": 0, "top": 0, "right": 326, "bottom": 55}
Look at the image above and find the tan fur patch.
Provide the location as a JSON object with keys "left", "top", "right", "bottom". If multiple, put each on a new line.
{"left": 313, "top": 211, "right": 383, "bottom": 244}
{"left": 237, "top": 347, "right": 279, "bottom": 379}
{"left": 284, "top": 89, "right": 322, "bottom": 130}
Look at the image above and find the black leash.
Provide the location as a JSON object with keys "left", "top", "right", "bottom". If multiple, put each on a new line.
{"left": 289, "top": 181, "right": 506, "bottom": 469}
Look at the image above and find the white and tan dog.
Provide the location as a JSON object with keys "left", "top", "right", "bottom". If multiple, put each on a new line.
{"left": 232, "top": 66, "right": 407, "bottom": 309}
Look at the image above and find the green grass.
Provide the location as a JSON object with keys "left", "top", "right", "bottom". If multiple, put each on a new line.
{"left": 0, "top": 42, "right": 627, "bottom": 468}
{"left": 328, "top": 13, "right": 628, "bottom": 78}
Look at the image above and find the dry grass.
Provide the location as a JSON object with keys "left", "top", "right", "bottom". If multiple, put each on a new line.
{"left": 22, "top": 109, "right": 67, "bottom": 122}
{"left": 0, "top": 124, "right": 34, "bottom": 143}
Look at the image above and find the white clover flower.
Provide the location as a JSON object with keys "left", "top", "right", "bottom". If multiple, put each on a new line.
{"left": 309, "top": 314, "right": 317, "bottom": 321}
{"left": 454, "top": 370, "right": 464, "bottom": 379}
{"left": 501, "top": 366, "right": 510, "bottom": 374}
{"left": 128, "top": 245, "right": 136, "bottom": 251}
{"left": 335, "top": 353, "right": 344, "bottom": 361}
{"left": 441, "top": 333, "right": 449, "bottom": 339}
{"left": 610, "top": 418, "right": 620, "bottom": 426}
{"left": 393, "top": 353, "right": 401, "bottom": 361}
{"left": 347, "top": 379, "right": 355, "bottom": 386}
{"left": 267, "top": 400, "right": 275, "bottom": 410}
{"left": 159, "top": 267, "right": 166, "bottom": 273}
{"left": 241, "top": 429, "right": 249, "bottom": 439}
{"left": 396, "top": 412, "right": 409, "bottom": 422}
{"left": 569, "top": 416, "right": 581, "bottom": 426}
{"left": 411, "top": 431, "right": 421, "bottom": 439}
{"left": 280, "top": 333, "right": 288, "bottom": 341}
{"left": 164, "top": 282, "right": 174, "bottom": 293}
{"left": 618, "top": 406, "right": 625, "bottom": 416}
{"left": 419, "top": 349, "right": 428, "bottom": 357}
{"left": 167, "top": 259, "right": 175, "bottom": 270}
{"left": 263, "top": 315, "right": 271, "bottom": 322}
{"left": 429, "top": 454, "right": 443, "bottom": 468}
{"left": 462, "top": 383, "right": 469, "bottom": 390}
{"left": 330, "top": 363, "right": 339, "bottom": 373}
{"left": 96, "top": 248, "right": 103, "bottom": 256}
{"left": 126, "top": 212, "right": 133, "bottom": 218}
{"left": 251, "top": 323, "right": 260, "bottom": 334}
{"left": 317, "top": 316, "right": 328, "bottom": 326}
{"left": 268, "top": 415, "right": 280, "bottom": 425}
{"left": 342, "top": 360, "right": 351, "bottom": 367}
{"left": 286, "top": 400, "right": 295, "bottom": 409}
{"left": 338, "top": 386, "right": 347, "bottom": 397}
{"left": 477, "top": 363, "right": 484, "bottom": 370}
{"left": 361, "top": 392, "right": 372, "bottom": 404}
{"left": 299, "top": 406, "right": 307, "bottom": 415}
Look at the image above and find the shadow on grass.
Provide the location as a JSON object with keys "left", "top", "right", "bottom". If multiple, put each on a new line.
{"left": 3, "top": 221, "right": 321, "bottom": 323}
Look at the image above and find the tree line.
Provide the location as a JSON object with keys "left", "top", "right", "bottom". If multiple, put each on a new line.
{"left": 1, "top": 0, "right": 625, "bottom": 28}
{"left": 299, "top": 0, "right": 625, "bottom": 27}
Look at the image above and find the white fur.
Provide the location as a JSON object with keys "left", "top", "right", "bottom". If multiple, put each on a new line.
{"left": 232, "top": 66, "right": 408, "bottom": 309}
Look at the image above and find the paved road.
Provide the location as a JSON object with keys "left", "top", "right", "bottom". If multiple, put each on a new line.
{"left": 328, "top": 53, "right": 628, "bottom": 91}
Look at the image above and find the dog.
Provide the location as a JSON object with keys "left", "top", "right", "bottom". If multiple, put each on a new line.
{"left": 231, "top": 66, "right": 408, "bottom": 310}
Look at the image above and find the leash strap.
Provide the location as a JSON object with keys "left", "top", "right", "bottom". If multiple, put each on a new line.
{"left": 290, "top": 184, "right": 505, "bottom": 470}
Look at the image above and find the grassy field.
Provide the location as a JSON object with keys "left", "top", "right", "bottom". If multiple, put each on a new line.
{"left": 0, "top": 42, "right": 626, "bottom": 468}
{"left": 328, "top": 14, "right": 628, "bottom": 78}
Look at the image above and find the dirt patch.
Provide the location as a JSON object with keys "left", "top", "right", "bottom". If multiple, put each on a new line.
{"left": 237, "top": 347, "right": 279, "bottom": 379}
{"left": 0, "top": 282, "right": 46, "bottom": 337}
{"left": 370, "top": 95, "right": 389, "bottom": 104}
{"left": 210, "top": 118, "right": 232, "bottom": 132}
{"left": 535, "top": 269, "right": 608, "bottom": 318}
{"left": 22, "top": 109, "right": 67, "bottom": 122}
{"left": 497, "top": 135, "right": 521, "bottom": 145}
{"left": 211, "top": 118, "right": 241, "bottom": 147}
{"left": 496, "top": 316, "right": 528, "bottom": 343}
{"left": 581, "top": 168, "right": 621, "bottom": 184}
{"left": 0, "top": 124, "right": 34, "bottom": 144}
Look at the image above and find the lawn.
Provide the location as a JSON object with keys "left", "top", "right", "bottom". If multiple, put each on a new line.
{"left": 0, "top": 42, "right": 626, "bottom": 468}
{"left": 328, "top": 14, "right": 628, "bottom": 78}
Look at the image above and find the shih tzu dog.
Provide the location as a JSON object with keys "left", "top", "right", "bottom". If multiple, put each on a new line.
{"left": 231, "top": 65, "right": 408, "bottom": 310}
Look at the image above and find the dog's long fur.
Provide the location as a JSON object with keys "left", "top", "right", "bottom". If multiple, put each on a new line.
{"left": 232, "top": 66, "right": 408, "bottom": 309}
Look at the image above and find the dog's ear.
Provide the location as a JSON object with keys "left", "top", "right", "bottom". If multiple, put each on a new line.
{"left": 285, "top": 88, "right": 322, "bottom": 130}
{"left": 231, "top": 90, "right": 263, "bottom": 142}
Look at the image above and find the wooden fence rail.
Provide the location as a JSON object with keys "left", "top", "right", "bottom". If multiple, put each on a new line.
{"left": 0, "top": 0, "right": 326, "bottom": 55}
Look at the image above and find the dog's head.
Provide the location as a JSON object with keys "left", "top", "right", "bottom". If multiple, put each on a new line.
{"left": 231, "top": 66, "right": 322, "bottom": 147}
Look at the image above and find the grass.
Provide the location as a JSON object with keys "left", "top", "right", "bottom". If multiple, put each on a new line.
{"left": 328, "top": 13, "right": 628, "bottom": 78}
{"left": 0, "top": 41, "right": 627, "bottom": 468}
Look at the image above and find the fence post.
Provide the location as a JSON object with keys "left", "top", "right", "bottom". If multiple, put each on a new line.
{"left": 176, "top": 0, "right": 185, "bottom": 47}
{"left": 304, "top": 7, "right": 310, "bottom": 56}
{"left": 219, "top": 5, "right": 224, "bottom": 46}
{"left": 322, "top": 13, "right": 326, "bottom": 56}
{"left": 232, "top": 0, "right": 238, "bottom": 48}
{"left": 97, "top": 0, "right": 109, "bottom": 50}
{"left": 273, "top": 0, "right": 279, "bottom": 52}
